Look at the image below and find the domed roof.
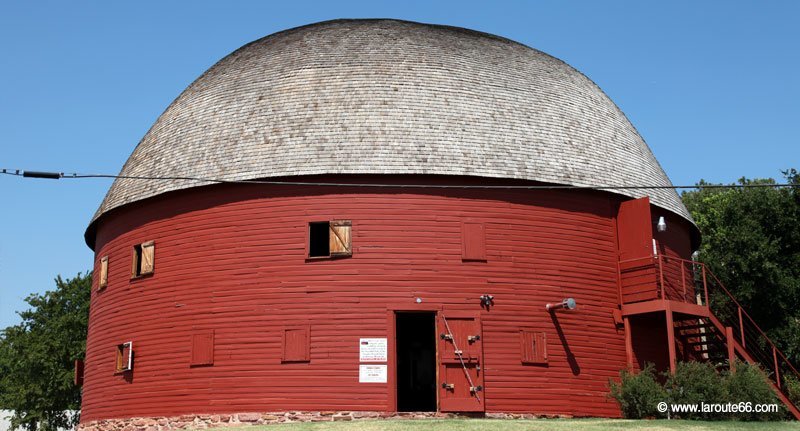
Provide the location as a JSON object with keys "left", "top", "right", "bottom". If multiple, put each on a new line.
{"left": 91, "top": 19, "right": 692, "bottom": 230}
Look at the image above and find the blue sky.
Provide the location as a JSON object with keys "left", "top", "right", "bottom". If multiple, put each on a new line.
{"left": 1, "top": 1, "right": 798, "bottom": 328}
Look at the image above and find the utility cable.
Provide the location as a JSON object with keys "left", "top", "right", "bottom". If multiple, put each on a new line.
{"left": 1, "top": 168, "right": 796, "bottom": 190}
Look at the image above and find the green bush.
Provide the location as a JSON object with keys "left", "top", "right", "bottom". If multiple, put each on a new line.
{"left": 610, "top": 361, "right": 790, "bottom": 421}
{"left": 784, "top": 373, "right": 800, "bottom": 406}
{"left": 665, "top": 361, "right": 727, "bottom": 420}
{"left": 724, "top": 361, "right": 786, "bottom": 421}
{"left": 609, "top": 364, "right": 667, "bottom": 419}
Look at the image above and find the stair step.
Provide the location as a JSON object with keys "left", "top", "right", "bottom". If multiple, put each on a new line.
{"left": 676, "top": 323, "right": 717, "bottom": 331}
{"left": 685, "top": 340, "right": 715, "bottom": 347}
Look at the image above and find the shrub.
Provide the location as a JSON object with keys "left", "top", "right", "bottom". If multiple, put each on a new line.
{"left": 724, "top": 361, "right": 786, "bottom": 421}
{"left": 664, "top": 361, "right": 727, "bottom": 420}
{"left": 784, "top": 373, "right": 800, "bottom": 406}
{"left": 609, "top": 364, "right": 667, "bottom": 419}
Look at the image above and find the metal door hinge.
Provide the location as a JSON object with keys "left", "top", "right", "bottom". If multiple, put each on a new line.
{"left": 440, "top": 333, "right": 453, "bottom": 341}
{"left": 470, "top": 385, "right": 483, "bottom": 392}
{"left": 442, "top": 383, "right": 454, "bottom": 390}
{"left": 468, "top": 335, "right": 480, "bottom": 342}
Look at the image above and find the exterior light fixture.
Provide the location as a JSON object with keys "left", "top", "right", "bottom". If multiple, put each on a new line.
{"left": 480, "top": 294, "right": 494, "bottom": 307}
{"left": 657, "top": 216, "right": 667, "bottom": 232}
{"left": 546, "top": 297, "right": 577, "bottom": 311}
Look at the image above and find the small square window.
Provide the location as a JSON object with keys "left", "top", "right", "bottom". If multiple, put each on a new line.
{"left": 131, "top": 241, "right": 155, "bottom": 278}
{"left": 98, "top": 256, "right": 109, "bottom": 290}
{"left": 191, "top": 330, "right": 214, "bottom": 367}
{"left": 520, "top": 330, "right": 547, "bottom": 365}
{"left": 282, "top": 326, "right": 310, "bottom": 363}
{"left": 308, "top": 220, "right": 352, "bottom": 258}
{"left": 462, "top": 222, "right": 487, "bottom": 261}
{"left": 115, "top": 341, "right": 133, "bottom": 373}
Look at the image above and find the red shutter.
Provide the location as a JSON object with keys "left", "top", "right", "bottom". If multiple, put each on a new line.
{"left": 282, "top": 326, "right": 310, "bottom": 362}
{"left": 191, "top": 330, "right": 214, "bottom": 366}
{"left": 462, "top": 222, "right": 487, "bottom": 261}
{"left": 617, "top": 197, "right": 654, "bottom": 261}
{"left": 74, "top": 359, "right": 85, "bottom": 386}
{"left": 520, "top": 330, "right": 547, "bottom": 364}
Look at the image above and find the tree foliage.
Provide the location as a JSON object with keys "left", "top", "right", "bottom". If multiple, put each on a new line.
{"left": 0, "top": 272, "right": 91, "bottom": 431}
{"left": 682, "top": 169, "right": 800, "bottom": 362}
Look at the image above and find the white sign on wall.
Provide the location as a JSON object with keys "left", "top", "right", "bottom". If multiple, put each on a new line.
{"left": 359, "top": 338, "right": 387, "bottom": 362}
{"left": 359, "top": 364, "right": 388, "bottom": 383}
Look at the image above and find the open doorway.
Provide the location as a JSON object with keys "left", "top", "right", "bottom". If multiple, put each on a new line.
{"left": 396, "top": 312, "right": 437, "bottom": 412}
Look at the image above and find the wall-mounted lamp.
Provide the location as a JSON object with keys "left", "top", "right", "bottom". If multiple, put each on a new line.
{"left": 480, "top": 294, "right": 494, "bottom": 307}
{"left": 656, "top": 216, "right": 667, "bottom": 233}
{"left": 546, "top": 297, "right": 577, "bottom": 312}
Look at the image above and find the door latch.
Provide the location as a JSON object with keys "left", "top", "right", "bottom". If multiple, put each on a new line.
{"left": 442, "top": 383, "right": 455, "bottom": 390}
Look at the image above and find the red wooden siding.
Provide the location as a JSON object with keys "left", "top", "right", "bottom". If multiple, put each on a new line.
{"left": 82, "top": 176, "right": 691, "bottom": 421}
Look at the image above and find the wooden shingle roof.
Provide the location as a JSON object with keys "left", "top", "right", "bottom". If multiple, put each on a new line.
{"left": 91, "top": 19, "right": 692, "bottom": 229}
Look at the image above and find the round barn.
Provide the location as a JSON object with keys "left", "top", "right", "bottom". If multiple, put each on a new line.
{"left": 81, "top": 19, "right": 703, "bottom": 427}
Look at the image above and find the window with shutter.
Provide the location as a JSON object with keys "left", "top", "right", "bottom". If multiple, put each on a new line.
{"left": 462, "top": 222, "right": 487, "bottom": 261}
{"left": 520, "top": 330, "right": 547, "bottom": 364}
{"left": 115, "top": 341, "right": 133, "bottom": 372}
{"left": 282, "top": 325, "right": 310, "bottom": 362}
{"left": 98, "top": 256, "right": 109, "bottom": 289}
{"left": 308, "top": 220, "right": 352, "bottom": 258}
{"left": 131, "top": 241, "right": 155, "bottom": 278}
{"left": 191, "top": 330, "right": 214, "bottom": 366}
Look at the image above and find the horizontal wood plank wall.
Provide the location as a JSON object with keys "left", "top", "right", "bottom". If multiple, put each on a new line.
{"left": 83, "top": 177, "right": 690, "bottom": 421}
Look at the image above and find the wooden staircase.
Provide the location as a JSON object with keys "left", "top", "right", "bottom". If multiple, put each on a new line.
{"left": 659, "top": 257, "right": 800, "bottom": 419}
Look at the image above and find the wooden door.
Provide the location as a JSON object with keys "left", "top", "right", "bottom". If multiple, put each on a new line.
{"left": 617, "top": 196, "right": 654, "bottom": 261}
{"left": 617, "top": 197, "right": 658, "bottom": 303}
{"left": 438, "top": 311, "right": 485, "bottom": 412}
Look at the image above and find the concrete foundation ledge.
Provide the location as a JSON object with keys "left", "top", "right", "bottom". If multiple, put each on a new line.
{"left": 79, "top": 411, "right": 559, "bottom": 431}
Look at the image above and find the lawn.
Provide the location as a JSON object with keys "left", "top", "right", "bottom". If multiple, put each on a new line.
{"left": 222, "top": 418, "right": 800, "bottom": 431}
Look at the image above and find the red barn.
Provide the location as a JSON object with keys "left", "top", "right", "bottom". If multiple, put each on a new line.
{"left": 79, "top": 19, "right": 799, "bottom": 429}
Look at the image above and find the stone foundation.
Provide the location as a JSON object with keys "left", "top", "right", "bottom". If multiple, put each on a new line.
{"left": 79, "top": 411, "right": 546, "bottom": 431}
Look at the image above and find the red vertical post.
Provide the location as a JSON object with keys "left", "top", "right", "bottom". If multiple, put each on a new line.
{"left": 658, "top": 254, "right": 666, "bottom": 300}
{"left": 726, "top": 326, "right": 736, "bottom": 372}
{"left": 774, "top": 346, "right": 781, "bottom": 388}
{"left": 738, "top": 307, "right": 745, "bottom": 349}
{"left": 681, "top": 263, "right": 686, "bottom": 302}
{"left": 702, "top": 265, "right": 709, "bottom": 308}
{"left": 624, "top": 316, "right": 634, "bottom": 369}
{"left": 666, "top": 306, "right": 677, "bottom": 374}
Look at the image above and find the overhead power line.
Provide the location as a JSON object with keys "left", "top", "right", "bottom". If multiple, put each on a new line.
{"left": 1, "top": 168, "right": 796, "bottom": 190}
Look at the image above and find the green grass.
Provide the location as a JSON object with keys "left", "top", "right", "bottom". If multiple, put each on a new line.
{"left": 222, "top": 418, "right": 800, "bottom": 431}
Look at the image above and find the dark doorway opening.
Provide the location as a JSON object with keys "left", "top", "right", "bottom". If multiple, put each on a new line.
{"left": 396, "top": 312, "right": 437, "bottom": 412}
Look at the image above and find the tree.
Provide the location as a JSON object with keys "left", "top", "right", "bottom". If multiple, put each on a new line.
{"left": 0, "top": 272, "right": 91, "bottom": 431}
{"left": 682, "top": 169, "right": 800, "bottom": 362}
